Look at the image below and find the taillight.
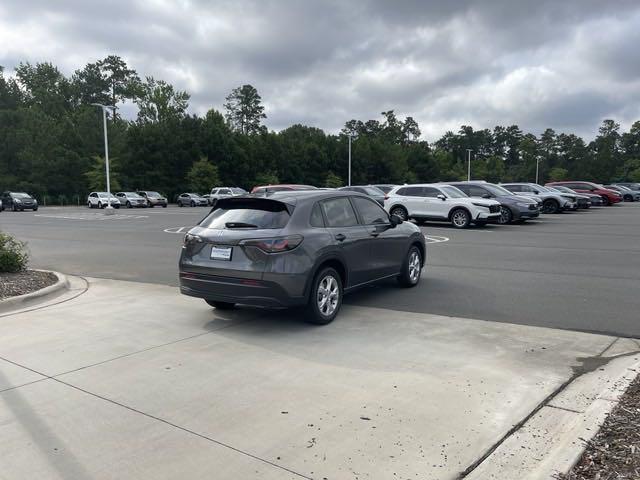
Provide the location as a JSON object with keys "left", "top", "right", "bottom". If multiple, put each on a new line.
{"left": 184, "top": 233, "right": 202, "bottom": 245}
{"left": 240, "top": 235, "right": 303, "bottom": 253}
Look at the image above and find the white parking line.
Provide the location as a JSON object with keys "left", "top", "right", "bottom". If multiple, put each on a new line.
{"left": 424, "top": 235, "right": 450, "bottom": 244}
{"left": 164, "top": 226, "right": 193, "bottom": 233}
{"left": 35, "top": 213, "right": 149, "bottom": 221}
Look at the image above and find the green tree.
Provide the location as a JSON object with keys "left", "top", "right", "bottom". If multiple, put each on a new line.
{"left": 135, "top": 77, "right": 190, "bottom": 123}
{"left": 97, "top": 55, "right": 140, "bottom": 111}
{"left": 548, "top": 167, "right": 569, "bottom": 181}
{"left": 186, "top": 158, "right": 220, "bottom": 194}
{"left": 324, "top": 171, "right": 343, "bottom": 188}
{"left": 254, "top": 172, "right": 279, "bottom": 186}
{"left": 84, "top": 155, "right": 121, "bottom": 192}
{"left": 223, "top": 84, "right": 266, "bottom": 135}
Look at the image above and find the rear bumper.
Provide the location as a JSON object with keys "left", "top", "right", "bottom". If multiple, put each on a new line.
{"left": 179, "top": 271, "right": 306, "bottom": 307}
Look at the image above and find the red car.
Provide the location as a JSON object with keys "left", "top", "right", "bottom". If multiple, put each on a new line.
{"left": 546, "top": 181, "right": 622, "bottom": 206}
{"left": 251, "top": 184, "right": 318, "bottom": 194}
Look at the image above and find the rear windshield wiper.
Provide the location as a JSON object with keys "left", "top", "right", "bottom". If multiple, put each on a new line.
{"left": 225, "top": 222, "right": 259, "bottom": 228}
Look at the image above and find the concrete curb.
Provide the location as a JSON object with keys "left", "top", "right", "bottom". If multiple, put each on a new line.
{"left": 0, "top": 270, "right": 69, "bottom": 314}
{"left": 464, "top": 351, "right": 640, "bottom": 480}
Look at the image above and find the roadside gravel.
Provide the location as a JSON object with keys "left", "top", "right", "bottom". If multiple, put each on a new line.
{"left": 0, "top": 270, "right": 58, "bottom": 299}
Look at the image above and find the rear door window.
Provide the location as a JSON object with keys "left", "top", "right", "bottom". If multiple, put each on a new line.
{"left": 200, "top": 199, "right": 291, "bottom": 229}
{"left": 422, "top": 187, "right": 440, "bottom": 197}
{"left": 468, "top": 186, "right": 488, "bottom": 197}
{"left": 321, "top": 197, "right": 359, "bottom": 227}
{"left": 310, "top": 203, "right": 325, "bottom": 227}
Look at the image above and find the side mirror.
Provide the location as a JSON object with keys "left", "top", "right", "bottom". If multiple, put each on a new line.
{"left": 390, "top": 214, "right": 403, "bottom": 226}
{"left": 436, "top": 194, "right": 446, "bottom": 201}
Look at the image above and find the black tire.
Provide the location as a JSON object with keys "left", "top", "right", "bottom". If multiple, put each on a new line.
{"left": 450, "top": 208, "right": 471, "bottom": 228}
{"left": 498, "top": 206, "right": 513, "bottom": 224}
{"left": 205, "top": 300, "right": 235, "bottom": 310}
{"left": 397, "top": 246, "right": 422, "bottom": 287}
{"left": 12, "top": 204, "right": 17, "bottom": 212}
{"left": 542, "top": 199, "right": 560, "bottom": 214}
{"left": 190, "top": 200, "right": 196, "bottom": 207}
{"left": 305, "top": 267, "right": 343, "bottom": 325}
{"left": 390, "top": 206, "right": 408, "bottom": 221}
{"left": 33, "top": 206, "right": 38, "bottom": 211}
{"left": 624, "top": 194, "right": 633, "bottom": 202}
{"left": 88, "top": 202, "right": 92, "bottom": 209}
{"left": 114, "top": 204, "right": 120, "bottom": 209}
{"left": 601, "top": 196, "right": 610, "bottom": 206}
{"left": 162, "top": 204, "right": 167, "bottom": 208}
{"left": 126, "top": 201, "right": 132, "bottom": 208}
{"left": 98, "top": 202, "right": 104, "bottom": 209}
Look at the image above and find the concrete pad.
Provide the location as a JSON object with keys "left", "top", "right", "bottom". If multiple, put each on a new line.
{"left": 0, "top": 379, "right": 301, "bottom": 480}
{"left": 0, "top": 358, "right": 45, "bottom": 392}
{"left": 0, "top": 277, "right": 627, "bottom": 479}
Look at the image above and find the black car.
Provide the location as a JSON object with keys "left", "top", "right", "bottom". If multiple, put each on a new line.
{"left": 448, "top": 182, "right": 539, "bottom": 224}
{"left": 179, "top": 190, "right": 426, "bottom": 324}
{"left": 0, "top": 192, "right": 38, "bottom": 211}
{"left": 338, "top": 185, "right": 386, "bottom": 205}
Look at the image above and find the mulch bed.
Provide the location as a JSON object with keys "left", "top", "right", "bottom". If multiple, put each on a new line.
{"left": 0, "top": 270, "right": 58, "bottom": 299}
{"left": 557, "top": 373, "right": 640, "bottom": 479}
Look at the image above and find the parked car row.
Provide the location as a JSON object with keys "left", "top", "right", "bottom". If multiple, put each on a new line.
{"left": 86, "top": 191, "right": 168, "bottom": 209}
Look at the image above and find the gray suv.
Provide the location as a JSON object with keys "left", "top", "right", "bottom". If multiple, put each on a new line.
{"left": 179, "top": 191, "right": 426, "bottom": 324}
{"left": 448, "top": 182, "right": 540, "bottom": 224}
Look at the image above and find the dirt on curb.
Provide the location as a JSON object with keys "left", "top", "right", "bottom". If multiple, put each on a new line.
{"left": 0, "top": 270, "right": 58, "bottom": 299}
{"left": 556, "top": 373, "right": 640, "bottom": 480}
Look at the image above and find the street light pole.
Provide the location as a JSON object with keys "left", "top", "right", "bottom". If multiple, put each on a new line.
{"left": 466, "top": 149, "right": 473, "bottom": 181}
{"left": 348, "top": 135, "right": 352, "bottom": 186}
{"left": 92, "top": 103, "right": 116, "bottom": 214}
{"left": 535, "top": 156, "right": 541, "bottom": 184}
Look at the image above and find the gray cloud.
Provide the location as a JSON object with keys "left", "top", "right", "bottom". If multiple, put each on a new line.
{"left": 1, "top": 0, "right": 639, "bottom": 140}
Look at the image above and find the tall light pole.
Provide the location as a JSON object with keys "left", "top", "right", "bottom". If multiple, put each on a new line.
{"left": 348, "top": 135, "right": 352, "bottom": 186}
{"left": 466, "top": 149, "right": 473, "bottom": 181}
{"left": 535, "top": 156, "right": 542, "bottom": 184}
{"left": 92, "top": 103, "right": 116, "bottom": 214}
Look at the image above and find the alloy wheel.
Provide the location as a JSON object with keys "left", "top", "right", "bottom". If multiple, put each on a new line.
{"left": 408, "top": 250, "right": 421, "bottom": 283}
{"left": 317, "top": 275, "right": 339, "bottom": 317}
{"left": 451, "top": 210, "right": 469, "bottom": 227}
{"left": 498, "top": 206, "right": 512, "bottom": 224}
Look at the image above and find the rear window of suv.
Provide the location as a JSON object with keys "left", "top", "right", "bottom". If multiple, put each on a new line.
{"left": 200, "top": 199, "right": 291, "bottom": 229}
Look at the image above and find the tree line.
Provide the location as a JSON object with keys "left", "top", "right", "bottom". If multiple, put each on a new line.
{"left": 1, "top": 56, "right": 639, "bottom": 204}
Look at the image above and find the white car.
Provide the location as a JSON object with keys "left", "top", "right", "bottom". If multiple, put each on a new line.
{"left": 115, "top": 192, "right": 147, "bottom": 208}
{"left": 385, "top": 183, "right": 501, "bottom": 228}
{"left": 208, "top": 187, "right": 247, "bottom": 204}
{"left": 87, "top": 192, "right": 121, "bottom": 209}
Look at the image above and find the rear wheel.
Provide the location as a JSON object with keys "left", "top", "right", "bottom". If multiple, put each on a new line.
{"left": 398, "top": 246, "right": 422, "bottom": 287}
{"left": 601, "top": 196, "right": 610, "bottom": 206}
{"left": 306, "top": 267, "right": 342, "bottom": 325}
{"left": 450, "top": 208, "right": 471, "bottom": 228}
{"left": 498, "top": 206, "right": 513, "bottom": 224}
{"left": 98, "top": 202, "right": 104, "bottom": 209}
{"left": 390, "top": 206, "right": 408, "bottom": 221}
{"left": 190, "top": 200, "right": 196, "bottom": 207}
{"left": 178, "top": 201, "right": 183, "bottom": 207}
{"left": 126, "top": 201, "right": 132, "bottom": 208}
{"left": 205, "top": 300, "right": 235, "bottom": 310}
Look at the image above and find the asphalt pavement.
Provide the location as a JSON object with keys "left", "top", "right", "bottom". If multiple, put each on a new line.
{"left": 1, "top": 203, "right": 639, "bottom": 337}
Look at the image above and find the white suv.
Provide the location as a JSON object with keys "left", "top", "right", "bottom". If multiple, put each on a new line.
{"left": 385, "top": 184, "right": 501, "bottom": 228}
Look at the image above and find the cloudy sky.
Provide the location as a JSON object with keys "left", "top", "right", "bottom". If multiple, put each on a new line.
{"left": 1, "top": 0, "right": 639, "bottom": 140}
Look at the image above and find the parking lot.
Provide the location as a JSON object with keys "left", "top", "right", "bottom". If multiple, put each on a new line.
{"left": 2, "top": 203, "right": 639, "bottom": 337}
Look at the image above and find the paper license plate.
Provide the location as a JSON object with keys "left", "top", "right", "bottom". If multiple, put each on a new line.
{"left": 210, "top": 246, "right": 232, "bottom": 261}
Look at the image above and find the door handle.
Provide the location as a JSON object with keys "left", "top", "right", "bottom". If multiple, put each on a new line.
{"left": 335, "top": 233, "right": 346, "bottom": 242}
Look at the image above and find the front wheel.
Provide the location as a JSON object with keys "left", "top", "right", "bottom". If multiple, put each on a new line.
{"left": 542, "top": 199, "right": 560, "bottom": 214}
{"left": 162, "top": 204, "right": 167, "bottom": 208}
{"left": 306, "top": 267, "right": 342, "bottom": 325}
{"left": 33, "top": 206, "right": 38, "bottom": 211}
{"left": 98, "top": 202, "right": 104, "bottom": 209}
{"left": 205, "top": 300, "right": 235, "bottom": 310}
{"left": 498, "top": 206, "right": 513, "bottom": 224}
{"left": 87, "top": 202, "right": 92, "bottom": 209}
{"left": 190, "top": 200, "right": 196, "bottom": 207}
{"left": 398, "top": 246, "right": 422, "bottom": 287}
{"left": 450, "top": 208, "right": 471, "bottom": 228}
{"left": 126, "top": 201, "right": 132, "bottom": 208}
{"left": 390, "top": 206, "right": 408, "bottom": 221}
{"left": 601, "top": 196, "right": 610, "bottom": 206}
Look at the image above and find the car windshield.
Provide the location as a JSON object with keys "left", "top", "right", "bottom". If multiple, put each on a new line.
{"left": 374, "top": 185, "right": 394, "bottom": 193}
{"left": 441, "top": 186, "right": 467, "bottom": 198}
{"left": 532, "top": 184, "right": 550, "bottom": 192}
{"left": 200, "top": 199, "right": 291, "bottom": 229}
{"left": 124, "top": 192, "right": 142, "bottom": 198}
{"left": 98, "top": 193, "right": 118, "bottom": 199}
{"left": 231, "top": 188, "right": 247, "bottom": 194}
{"left": 482, "top": 184, "right": 513, "bottom": 196}
{"left": 12, "top": 193, "right": 31, "bottom": 199}
{"left": 146, "top": 192, "right": 162, "bottom": 198}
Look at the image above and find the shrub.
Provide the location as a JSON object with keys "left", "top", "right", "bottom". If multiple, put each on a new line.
{"left": 0, "top": 232, "right": 29, "bottom": 273}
